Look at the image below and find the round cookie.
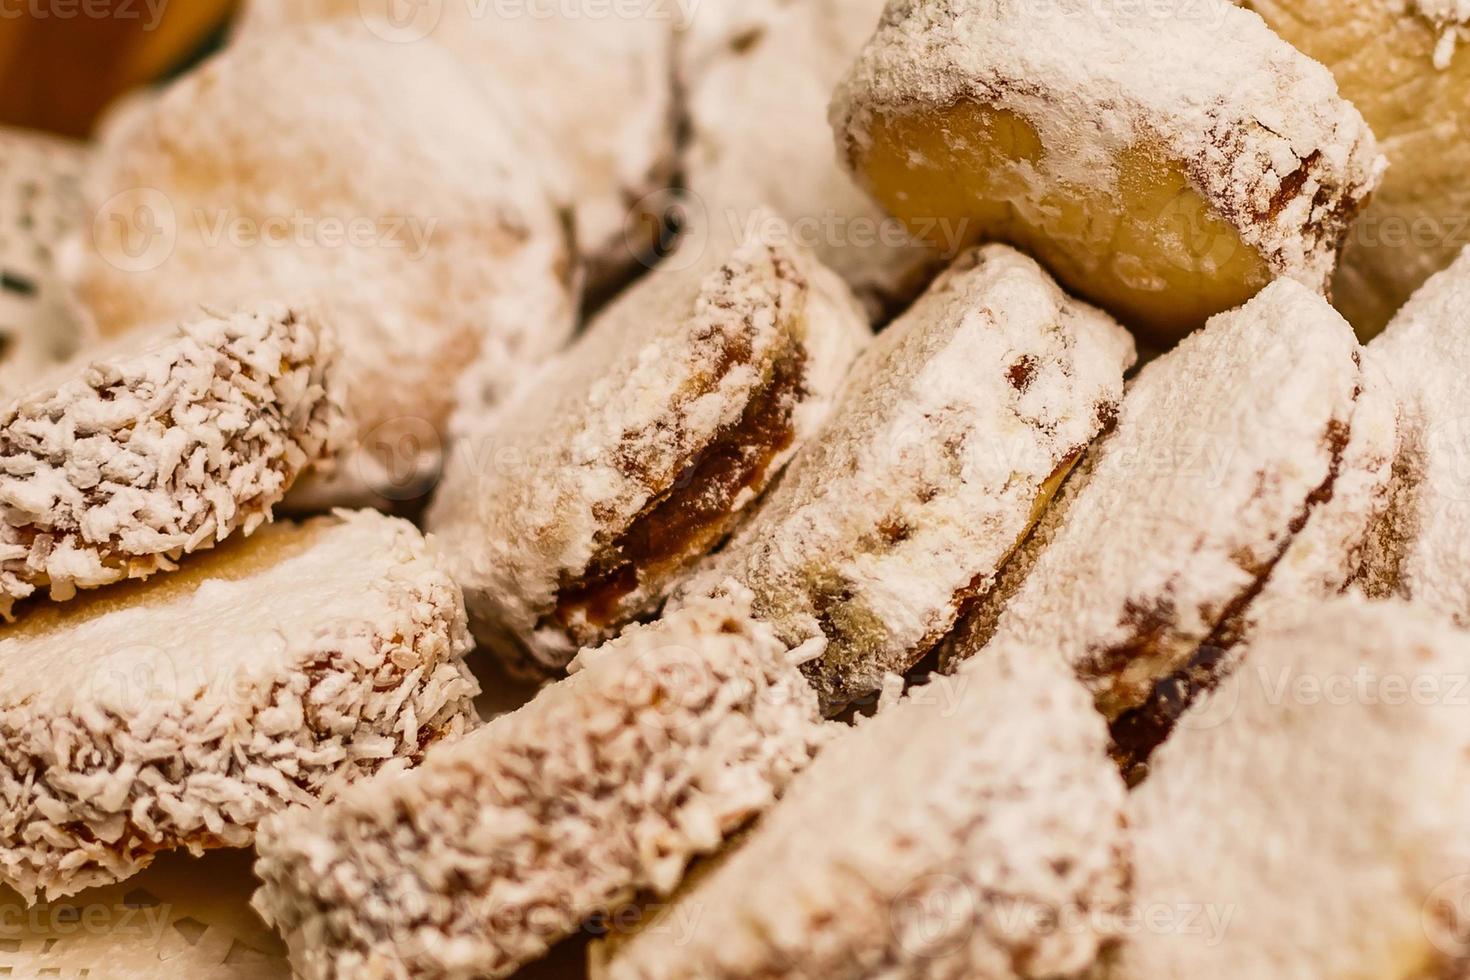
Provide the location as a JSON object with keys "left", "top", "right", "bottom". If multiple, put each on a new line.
{"left": 943, "top": 280, "right": 1364, "bottom": 723}
{"left": 1116, "top": 599, "right": 1470, "bottom": 979}
{"left": 677, "top": 243, "right": 1135, "bottom": 715}
{"left": 252, "top": 589, "right": 830, "bottom": 980}
{"left": 590, "top": 639, "right": 1130, "bottom": 980}
{"left": 0, "top": 511, "right": 480, "bottom": 901}
{"left": 832, "top": 0, "right": 1384, "bottom": 342}
{"left": 66, "top": 23, "right": 574, "bottom": 508}
{"left": 238, "top": 0, "right": 677, "bottom": 292}
{"left": 0, "top": 304, "right": 345, "bottom": 617}
{"left": 678, "top": 0, "right": 937, "bottom": 315}
{"left": 427, "top": 222, "right": 872, "bottom": 676}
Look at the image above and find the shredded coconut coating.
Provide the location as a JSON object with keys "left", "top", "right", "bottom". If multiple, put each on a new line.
{"left": 1351, "top": 248, "right": 1470, "bottom": 625}
{"left": 595, "top": 640, "right": 1129, "bottom": 980}
{"left": 946, "top": 280, "right": 1361, "bottom": 718}
{"left": 1116, "top": 599, "right": 1470, "bottom": 979}
{"left": 427, "top": 222, "right": 871, "bottom": 676}
{"left": 237, "top": 0, "right": 675, "bottom": 289}
{"left": 832, "top": 0, "right": 1384, "bottom": 296}
{"left": 679, "top": 0, "right": 937, "bottom": 314}
{"left": 678, "top": 244, "right": 1134, "bottom": 714}
{"left": 0, "top": 304, "right": 346, "bottom": 617}
{"left": 66, "top": 23, "right": 573, "bottom": 507}
{"left": 0, "top": 127, "right": 89, "bottom": 389}
{"left": 252, "top": 589, "right": 830, "bottom": 980}
{"left": 0, "top": 511, "right": 480, "bottom": 902}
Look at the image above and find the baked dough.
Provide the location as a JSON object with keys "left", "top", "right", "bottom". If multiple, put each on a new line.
{"left": 252, "top": 589, "right": 829, "bottom": 980}
{"left": 832, "top": 0, "right": 1384, "bottom": 342}
{"left": 590, "top": 638, "right": 1129, "bottom": 980}
{"left": 66, "top": 23, "right": 574, "bottom": 508}
{"left": 1241, "top": 0, "right": 1470, "bottom": 335}
{"left": 943, "top": 280, "right": 1363, "bottom": 724}
{"left": 0, "top": 304, "right": 345, "bottom": 617}
{"left": 0, "top": 511, "right": 479, "bottom": 901}
{"left": 427, "top": 223, "right": 871, "bottom": 676}
{"left": 677, "top": 244, "right": 1135, "bottom": 714}
{"left": 1116, "top": 599, "right": 1470, "bottom": 979}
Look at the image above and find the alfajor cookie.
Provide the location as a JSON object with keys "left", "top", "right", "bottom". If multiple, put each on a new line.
{"left": 678, "top": 0, "right": 937, "bottom": 315}
{"left": 590, "top": 637, "right": 1130, "bottom": 980}
{"left": 427, "top": 224, "right": 871, "bottom": 676}
{"left": 1115, "top": 599, "right": 1470, "bottom": 979}
{"left": 678, "top": 244, "right": 1134, "bottom": 714}
{"left": 0, "top": 304, "right": 344, "bottom": 617}
{"left": 943, "top": 280, "right": 1364, "bottom": 726}
{"left": 238, "top": 0, "right": 676, "bottom": 293}
{"left": 67, "top": 23, "right": 574, "bottom": 508}
{"left": 252, "top": 589, "right": 830, "bottom": 980}
{"left": 832, "top": 0, "right": 1384, "bottom": 342}
{"left": 0, "top": 510, "right": 479, "bottom": 902}
{"left": 1240, "top": 0, "right": 1470, "bottom": 334}
{"left": 0, "top": 126, "right": 89, "bottom": 387}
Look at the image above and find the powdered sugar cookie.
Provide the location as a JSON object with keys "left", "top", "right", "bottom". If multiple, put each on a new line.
{"left": 943, "top": 280, "right": 1363, "bottom": 724}
{"left": 1116, "top": 599, "right": 1470, "bottom": 979}
{"left": 0, "top": 511, "right": 478, "bottom": 902}
{"left": 0, "top": 127, "right": 89, "bottom": 389}
{"left": 591, "top": 639, "right": 1129, "bottom": 980}
{"left": 427, "top": 223, "right": 871, "bottom": 676}
{"left": 66, "top": 23, "right": 574, "bottom": 508}
{"left": 678, "top": 244, "right": 1134, "bottom": 714}
{"left": 252, "top": 589, "right": 829, "bottom": 980}
{"left": 238, "top": 0, "right": 676, "bottom": 292}
{"left": 833, "top": 0, "right": 1384, "bottom": 341}
{"left": 678, "top": 0, "right": 937, "bottom": 315}
{"left": 0, "top": 304, "right": 344, "bottom": 617}
{"left": 1241, "top": 0, "right": 1470, "bottom": 335}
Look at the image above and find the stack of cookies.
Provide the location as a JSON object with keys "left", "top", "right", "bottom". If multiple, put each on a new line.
{"left": 3, "top": 0, "right": 1469, "bottom": 977}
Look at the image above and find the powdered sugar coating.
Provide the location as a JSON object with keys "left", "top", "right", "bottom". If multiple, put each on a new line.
{"left": 1118, "top": 598, "right": 1470, "bottom": 979}
{"left": 947, "top": 280, "right": 1361, "bottom": 718}
{"left": 1352, "top": 248, "right": 1470, "bottom": 625}
{"left": 237, "top": 0, "right": 676, "bottom": 288}
{"left": 252, "top": 588, "right": 830, "bottom": 980}
{"left": 678, "top": 244, "right": 1134, "bottom": 713}
{"left": 595, "top": 638, "right": 1129, "bottom": 980}
{"left": 0, "top": 511, "right": 480, "bottom": 902}
{"left": 679, "top": 0, "right": 937, "bottom": 314}
{"left": 66, "top": 23, "right": 573, "bottom": 507}
{"left": 0, "top": 304, "right": 346, "bottom": 617}
{"left": 427, "top": 223, "right": 871, "bottom": 675}
{"left": 832, "top": 0, "right": 1384, "bottom": 295}
{"left": 0, "top": 127, "right": 89, "bottom": 389}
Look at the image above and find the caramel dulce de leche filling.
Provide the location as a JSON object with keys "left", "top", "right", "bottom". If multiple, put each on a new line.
{"left": 546, "top": 348, "right": 807, "bottom": 646}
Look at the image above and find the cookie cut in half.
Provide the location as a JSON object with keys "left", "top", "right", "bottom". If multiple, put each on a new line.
{"left": 0, "top": 511, "right": 478, "bottom": 902}
{"left": 252, "top": 589, "right": 829, "bottom": 980}
{"left": 0, "top": 126, "right": 89, "bottom": 386}
{"left": 590, "top": 639, "right": 1129, "bottom": 980}
{"left": 239, "top": 0, "right": 676, "bottom": 292}
{"left": 678, "top": 244, "right": 1134, "bottom": 715}
{"left": 0, "top": 850, "right": 287, "bottom": 978}
{"left": 1116, "top": 599, "right": 1470, "bottom": 979}
{"left": 943, "top": 280, "right": 1363, "bottom": 730}
{"left": 68, "top": 23, "right": 574, "bottom": 508}
{"left": 678, "top": 0, "right": 937, "bottom": 314}
{"left": 1240, "top": 0, "right": 1470, "bottom": 334}
{"left": 832, "top": 0, "right": 1384, "bottom": 341}
{"left": 427, "top": 222, "right": 871, "bottom": 676}
{"left": 1348, "top": 247, "right": 1470, "bottom": 624}
{"left": 0, "top": 304, "right": 344, "bottom": 617}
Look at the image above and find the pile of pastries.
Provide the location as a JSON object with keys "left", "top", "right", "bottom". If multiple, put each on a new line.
{"left": 0, "top": 0, "right": 1467, "bottom": 977}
